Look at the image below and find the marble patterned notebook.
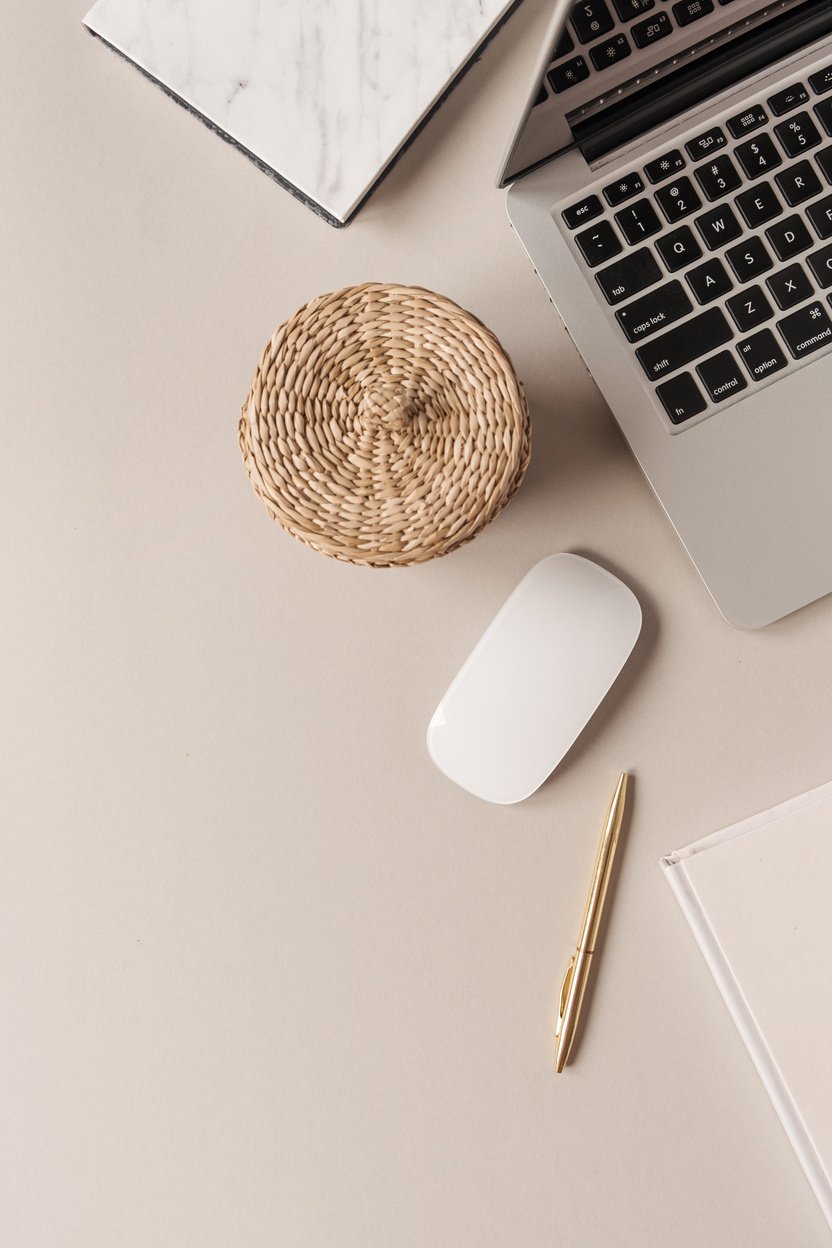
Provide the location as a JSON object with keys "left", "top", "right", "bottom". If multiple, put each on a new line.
{"left": 83, "top": 0, "right": 522, "bottom": 226}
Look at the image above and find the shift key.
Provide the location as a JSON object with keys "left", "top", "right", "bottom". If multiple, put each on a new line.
{"left": 636, "top": 307, "right": 733, "bottom": 380}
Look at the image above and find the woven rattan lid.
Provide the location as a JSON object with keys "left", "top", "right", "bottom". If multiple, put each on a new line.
{"left": 239, "top": 282, "right": 530, "bottom": 566}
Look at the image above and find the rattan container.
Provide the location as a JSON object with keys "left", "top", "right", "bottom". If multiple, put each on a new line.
{"left": 239, "top": 282, "right": 530, "bottom": 566}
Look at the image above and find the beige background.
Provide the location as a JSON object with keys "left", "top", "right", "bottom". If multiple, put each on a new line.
{"left": 3, "top": 2, "right": 832, "bottom": 1244}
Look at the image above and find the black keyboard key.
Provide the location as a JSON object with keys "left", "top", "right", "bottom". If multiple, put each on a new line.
{"left": 776, "top": 160, "right": 822, "bottom": 206}
{"left": 615, "top": 198, "right": 662, "bottom": 244}
{"left": 816, "top": 146, "right": 832, "bottom": 184}
{"left": 727, "top": 103, "right": 768, "bottom": 138}
{"left": 774, "top": 112, "right": 822, "bottom": 158}
{"left": 807, "top": 194, "right": 832, "bottom": 239}
{"left": 768, "top": 83, "right": 809, "bottom": 117}
{"left": 590, "top": 33, "right": 631, "bottom": 70}
{"left": 766, "top": 263, "right": 814, "bottom": 310}
{"left": 735, "top": 134, "right": 782, "bottom": 179}
{"left": 615, "top": 280, "right": 693, "bottom": 342}
{"left": 612, "top": 0, "right": 656, "bottom": 18}
{"left": 736, "top": 329, "right": 788, "bottom": 382}
{"left": 687, "top": 256, "right": 733, "bottom": 303}
{"left": 766, "top": 215, "right": 813, "bottom": 261}
{"left": 636, "top": 307, "right": 733, "bottom": 381}
{"left": 655, "top": 176, "right": 702, "bottom": 223}
{"left": 604, "top": 172, "right": 645, "bottom": 206}
{"left": 695, "top": 154, "right": 742, "bottom": 200}
{"left": 726, "top": 285, "right": 774, "bottom": 332}
{"left": 655, "top": 225, "right": 703, "bottom": 272}
{"left": 595, "top": 247, "right": 662, "bottom": 304}
{"left": 726, "top": 236, "right": 773, "bottom": 283}
{"left": 632, "top": 11, "right": 672, "bottom": 47}
{"left": 777, "top": 300, "right": 832, "bottom": 359}
{"left": 575, "top": 219, "right": 623, "bottom": 267}
{"left": 696, "top": 203, "right": 742, "bottom": 249}
{"left": 736, "top": 182, "right": 782, "bottom": 228}
{"left": 548, "top": 56, "right": 590, "bottom": 93}
{"left": 553, "top": 29, "right": 575, "bottom": 58}
{"left": 807, "top": 242, "right": 832, "bottom": 289}
{"left": 645, "top": 149, "right": 686, "bottom": 184}
{"left": 809, "top": 67, "right": 832, "bottom": 96}
{"left": 673, "top": 0, "right": 714, "bottom": 26}
{"left": 572, "top": 0, "right": 615, "bottom": 43}
{"left": 686, "top": 126, "right": 727, "bottom": 162}
{"left": 816, "top": 97, "right": 832, "bottom": 136}
{"left": 656, "top": 372, "right": 707, "bottom": 424}
{"left": 563, "top": 195, "right": 604, "bottom": 229}
{"left": 696, "top": 350, "right": 748, "bottom": 403}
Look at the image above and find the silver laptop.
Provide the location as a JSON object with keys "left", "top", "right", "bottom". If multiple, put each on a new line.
{"left": 500, "top": 0, "right": 832, "bottom": 628}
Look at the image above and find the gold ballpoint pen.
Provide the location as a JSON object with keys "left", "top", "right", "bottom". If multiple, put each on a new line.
{"left": 554, "top": 772, "right": 629, "bottom": 1074}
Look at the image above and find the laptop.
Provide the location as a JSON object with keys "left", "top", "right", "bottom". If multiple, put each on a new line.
{"left": 500, "top": 0, "right": 832, "bottom": 628}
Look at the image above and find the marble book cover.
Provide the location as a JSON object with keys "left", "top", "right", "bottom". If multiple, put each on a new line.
{"left": 83, "top": 0, "right": 522, "bottom": 225}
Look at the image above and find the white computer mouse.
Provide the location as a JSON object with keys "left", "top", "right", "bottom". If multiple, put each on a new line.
{"left": 426, "top": 554, "right": 641, "bottom": 804}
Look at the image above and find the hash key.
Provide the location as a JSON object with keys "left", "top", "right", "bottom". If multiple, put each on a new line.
{"left": 575, "top": 219, "right": 623, "bottom": 267}
{"left": 615, "top": 198, "right": 662, "bottom": 244}
{"left": 695, "top": 155, "right": 742, "bottom": 200}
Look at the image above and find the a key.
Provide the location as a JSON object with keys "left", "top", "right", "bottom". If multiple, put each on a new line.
{"left": 611, "top": 0, "right": 655, "bottom": 19}
{"left": 807, "top": 194, "right": 832, "bottom": 239}
{"left": 636, "top": 307, "right": 733, "bottom": 381}
{"left": 687, "top": 256, "right": 733, "bottom": 303}
{"left": 595, "top": 248, "right": 663, "bottom": 304}
{"left": 673, "top": 0, "right": 714, "bottom": 27}
{"left": 696, "top": 203, "right": 743, "bottom": 250}
{"left": 590, "top": 33, "right": 631, "bottom": 70}
{"left": 548, "top": 56, "right": 590, "bottom": 93}
{"left": 604, "top": 172, "right": 645, "bottom": 206}
{"left": 815, "top": 97, "right": 832, "bottom": 136}
{"left": 766, "top": 263, "right": 814, "bottom": 310}
{"left": 615, "top": 198, "right": 662, "bottom": 244}
{"left": 562, "top": 195, "right": 604, "bottom": 229}
{"left": 656, "top": 372, "right": 707, "bottom": 424}
{"left": 686, "top": 127, "right": 727, "bottom": 162}
{"left": 727, "top": 103, "right": 768, "bottom": 139}
{"left": 695, "top": 155, "right": 742, "bottom": 201}
{"left": 768, "top": 83, "right": 810, "bottom": 117}
{"left": 816, "top": 146, "right": 832, "bottom": 184}
{"left": 775, "top": 112, "right": 822, "bottom": 159}
{"left": 775, "top": 160, "right": 822, "bottom": 206}
{"left": 615, "top": 281, "right": 693, "bottom": 342}
{"left": 726, "top": 285, "right": 774, "bottom": 332}
{"left": 809, "top": 67, "right": 832, "bottom": 96}
{"left": 655, "top": 177, "right": 702, "bottom": 223}
{"left": 571, "top": 0, "right": 615, "bottom": 44}
{"left": 632, "top": 11, "right": 672, "bottom": 48}
{"left": 696, "top": 351, "right": 748, "bottom": 403}
{"left": 807, "top": 242, "right": 832, "bottom": 289}
{"left": 644, "top": 149, "right": 686, "bottom": 184}
{"left": 735, "top": 134, "right": 782, "bottom": 179}
{"left": 655, "top": 225, "right": 703, "bottom": 272}
{"left": 766, "top": 215, "right": 813, "bottom": 261}
{"left": 735, "top": 183, "right": 782, "bottom": 228}
{"left": 777, "top": 300, "right": 832, "bottom": 358}
{"left": 725, "top": 236, "right": 773, "bottom": 283}
{"left": 736, "top": 329, "right": 788, "bottom": 381}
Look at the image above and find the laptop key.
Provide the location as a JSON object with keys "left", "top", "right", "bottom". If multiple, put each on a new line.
{"left": 807, "top": 194, "right": 832, "bottom": 239}
{"left": 777, "top": 301, "right": 832, "bottom": 359}
{"left": 604, "top": 172, "right": 645, "bottom": 206}
{"left": 632, "top": 11, "right": 672, "bottom": 48}
{"left": 687, "top": 257, "right": 732, "bottom": 303}
{"left": 695, "top": 155, "right": 742, "bottom": 200}
{"left": 673, "top": 0, "right": 714, "bottom": 27}
{"left": 735, "top": 183, "right": 782, "bottom": 228}
{"left": 655, "top": 225, "right": 703, "bottom": 272}
{"left": 814, "top": 97, "right": 832, "bottom": 135}
{"left": 575, "top": 220, "right": 623, "bottom": 267}
{"left": 727, "top": 103, "right": 768, "bottom": 139}
{"left": 736, "top": 330, "right": 788, "bottom": 382}
{"left": 615, "top": 281, "right": 693, "bottom": 343}
{"left": 696, "top": 351, "right": 748, "bottom": 403}
{"left": 726, "top": 285, "right": 774, "bottom": 332}
{"left": 611, "top": 0, "right": 656, "bottom": 19}
{"left": 766, "top": 263, "right": 814, "bottom": 310}
{"left": 656, "top": 372, "right": 707, "bottom": 425}
{"left": 636, "top": 307, "right": 733, "bottom": 381}
{"left": 775, "top": 160, "right": 822, "bottom": 206}
{"left": 807, "top": 243, "right": 832, "bottom": 289}
{"left": 809, "top": 67, "right": 832, "bottom": 96}
{"left": 571, "top": 0, "right": 615, "bottom": 44}
{"left": 644, "top": 149, "right": 686, "bottom": 184}
{"left": 595, "top": 247, "right": 662, "bottom": 304}
{"left": 774, "top": 112, "right": 822, "bottom": 159}
{"left": 655, "top": 177, "right": 701, "bottom": 223}
{"left": 766, "top": 215, "right": 813, "bottom": 261}
{"left": 816, "top": 146, "right": 832, "bottom": 184}
{"left": 726, "top": 236, "right": 773, "bottom": 283}
{"left": 768, "top": 83, "right": 810, "bottom": 117}
{"left": 563, "top": 195, "right": 603, "bottom": 229}
{"left": 686, "top": 126, "right": 727, "bottom": 162}
{"left": 590, "top": 33, "right": 631, "bottom": 70}
{"left": 735, "top": 134, "right": 782, "bottom": 179}
{"left": 615, "top": 198, "right": 662, "bottom": 244}
{"left": 696, "top": 203, "right": 742, "bottom": 249}
{"left": 548, "top": 56, "right": 590, "bottom": 93}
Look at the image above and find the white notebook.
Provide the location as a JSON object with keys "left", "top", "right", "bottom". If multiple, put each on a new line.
{"left": 663, "top": 780, "right": 832, "bottom": 1230}
{"left": 83, "top": 0, "right": 521, "bottom": 226}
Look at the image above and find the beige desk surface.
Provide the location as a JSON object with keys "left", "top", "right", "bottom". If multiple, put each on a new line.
{"left": 3, "top": 3, "right": 832, "bottom": 1245}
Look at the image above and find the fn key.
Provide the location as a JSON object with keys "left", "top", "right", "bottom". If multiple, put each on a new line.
{"left": 656, "top": 372, "right": 707, "bottom": 424}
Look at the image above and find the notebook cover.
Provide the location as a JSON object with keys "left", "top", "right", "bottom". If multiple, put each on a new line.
{"left": 662, "top": 779, "right": 832, "bottom": 1230}
{"left": 82, "top": 0, "right": 522, "bottom": 226}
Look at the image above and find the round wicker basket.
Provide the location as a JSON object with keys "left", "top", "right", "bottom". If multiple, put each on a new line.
{"left": 238, "top": 282, "right": 530, "bottom": 566}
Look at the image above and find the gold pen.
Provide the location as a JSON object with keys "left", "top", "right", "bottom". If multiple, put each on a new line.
{"left": 554, "top": 772, "right": 629, "bottom": 1074}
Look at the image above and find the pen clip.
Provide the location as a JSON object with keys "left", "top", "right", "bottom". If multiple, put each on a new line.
{"left": 557, "top": 956, "right": 575, "bottom": 1032}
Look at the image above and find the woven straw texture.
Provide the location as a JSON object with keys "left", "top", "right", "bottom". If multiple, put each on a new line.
{"left": 239, "top": 282, "right": 530, "bottom": 566}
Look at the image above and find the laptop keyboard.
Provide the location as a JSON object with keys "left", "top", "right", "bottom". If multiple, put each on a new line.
{"left": 560, "top": 60, "right": 832, "bottom": 427}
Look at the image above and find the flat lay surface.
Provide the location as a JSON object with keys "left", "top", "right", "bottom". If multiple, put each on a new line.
{"left": 3, "top": 2, "right": 832, "bottom": 1245}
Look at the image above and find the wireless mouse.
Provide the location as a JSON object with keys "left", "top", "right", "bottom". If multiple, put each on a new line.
{"left": 426, "top": 554, "right": 641, "bottom": 803}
